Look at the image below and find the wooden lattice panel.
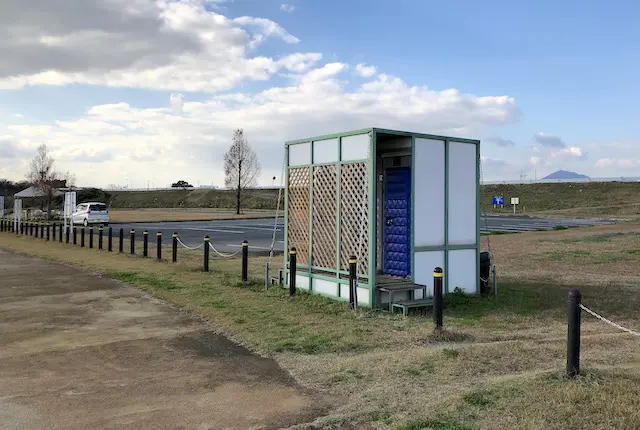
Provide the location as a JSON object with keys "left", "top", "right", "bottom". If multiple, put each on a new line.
{"left": 287, "top": 167, "right": 310, "bottom": 265}
{"left": 311, "top": 165, "right": 337, "bottom": 269}
{"left": 340, "top": 162, "right": 369, "bottom": 275}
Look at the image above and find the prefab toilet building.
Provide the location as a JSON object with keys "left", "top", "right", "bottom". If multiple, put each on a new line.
{"left": 283, "top": 128, "right": 480, "bottom": 308}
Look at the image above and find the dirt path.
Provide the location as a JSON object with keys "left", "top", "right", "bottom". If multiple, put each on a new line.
{"left": 0, "top": 250, "right": 330, "bottom": 430}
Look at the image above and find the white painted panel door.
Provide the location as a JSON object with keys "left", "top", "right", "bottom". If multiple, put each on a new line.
{"left": 414, "top": 139, "right": 445, "bottom": 247}
{"left": 448, "top": 249, "right": 477, "bottom": 293}
{"left": 448, "top": 142, "right": 477, "bottom": 245}
{"left": 413, "top": 250, "right": 445, "bottom": 298}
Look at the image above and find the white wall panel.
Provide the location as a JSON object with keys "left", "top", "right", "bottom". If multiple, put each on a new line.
{"left": 448, "top": 249, "right": 477, "bottom": 293}
{"left": 341, "top": 134, "right": 370, "bottom": 161}
{"left": 414, "top": 139, "right": 445, "bottom": 247}
{"left": 312, "top": 278, "right": 338, "bottom": 296}
{"left": 313, "top": 138, "right": 338, "bottom": 163}
{"left": 296, "top": 274, "right": 310, "bottom": 290}
{"left": 356, "top": 287, "right": 370, "bottom": 306}
{"left": 289, "top": 142, "right": 310, "bottom": 166}
{"left": 414, "top": 251, "right": 445, "bottom": 298}
{"left": 448, "top": 142, "right": 477, "bottom": 245}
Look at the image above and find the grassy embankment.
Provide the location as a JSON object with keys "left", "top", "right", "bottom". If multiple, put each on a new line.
{"left": 105, "top": 182, "right": 640, "bottom": 219}
{"left": 2, "top": 222, "right": 640, "bottom": 429}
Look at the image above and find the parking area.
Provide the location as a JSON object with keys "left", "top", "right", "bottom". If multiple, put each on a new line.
{"left": 109, "top": 215, "right": 619, "bottom": 253}
{"left": 0, "top": 250, "right": 330, "bottom": 429}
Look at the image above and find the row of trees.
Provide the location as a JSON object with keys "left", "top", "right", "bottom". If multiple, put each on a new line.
{"left": 3, "top": 128, "right": 261, "bottom": 217}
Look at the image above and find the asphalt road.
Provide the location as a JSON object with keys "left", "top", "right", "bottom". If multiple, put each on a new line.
{"left": 110, "top": 215, "right": 618, "bottom": 254}
{"left": 111, "top": 218, "right": 285, "bottom": 254}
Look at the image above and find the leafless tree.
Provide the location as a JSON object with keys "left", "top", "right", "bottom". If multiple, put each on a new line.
{"left": 224, "top": 129, "right": 260, "bottom": 215}
{"left": 27, "top": 144, "right": 63, "bottom": 220}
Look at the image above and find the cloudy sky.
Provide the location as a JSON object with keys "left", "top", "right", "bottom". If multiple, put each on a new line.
{"left": 1, "top": 0, "right": 639, "bottom": 188}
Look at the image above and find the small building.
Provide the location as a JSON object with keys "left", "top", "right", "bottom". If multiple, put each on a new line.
{"left": 283, "top": 128, "right": 480, "bottom": 309}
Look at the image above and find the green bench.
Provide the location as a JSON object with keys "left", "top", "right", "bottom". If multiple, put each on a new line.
{"left": 391, "top": 298, "right": 434, "bottom": 316}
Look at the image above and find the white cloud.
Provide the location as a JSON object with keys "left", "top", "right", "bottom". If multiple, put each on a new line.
{"left": 552, "top": 146, "right": 587, "bottom": 160}
{"left": 280, "top": 4, "right": 296, "bottom": 13}
{"left": 0, "top": 0, "right": 304, "bottom": 92}
{"left": 0, "top": 0, "right": 520, "bottom": 187}
{"left": 355, "top": 63, "right": 377, "bottom": 78}
{"left": 533, "top": 132, "right": 565, "bottom": 148}
{"left": 530, "top": 156, "right": 542, "bottom": 167}
{"left": 0, "top": 68, "right": 518, "bottom": 187}
{"left": 595, "top": 158, "right": 640, "bottom": 169}
{"left": 170, "top": 93, "right": 184, "bottom": 114}
{"left": 486, "top": 136, "right": 515, "bottom": 147}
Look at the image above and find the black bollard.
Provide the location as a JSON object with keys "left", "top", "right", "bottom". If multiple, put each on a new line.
{"left": 80, "top": 227, "right": 85, "bottom": 247}
{"left": 241, "top": 240, "right": 248, "bottom": 281}
{"left": 348, "top": 255, "right": 357, "bottom": 310}
{"left": 59, "top": 223, "right": 63, "bottom": 242}
{"left": 156, "top": 232, "right": 162, "bottom": 260}
{"left": 21, "top": 221, "right": 24, "bottom": 235}
{"left": 89, "top": 227, "right": 94, "bottom": 248}
{"left": 40, "top": 223, "right": 44, "bottom": 239}
{"left": 73, "top": 227, "right": 77, "bottom": 245}
{"left": 52, "top": 223, "right": 55, "bottom": 241}
{"left": 567, "top": 289, "right": 582, "bottom": 378}
{"left": 143, "top": 230, "right": 149, "bottom": 257}
{"left": 46, "top": 224, "right": 50, "bottom": 241}
{"left": 289, "top": 247, "right": 297, "bottom": 297}
{"left": 119, "top": 228, "right": 124, "bottom": 253}
{"left": 66, "top": 226, "right": 70, "bottom": 244}
{"left": 108, "top": 227, "right": 113, "bottom": 252}
{"left": 98, "top": 226, "right": 103, "bottom": 250}
{"left": 433, "top": 267, "right": 444, "bottom": 334}
{"left": 203, "top": 236, "right": 210, "bottom": 272}
{"left": 30, "top": 222, "right": 34, "bottom": 237}
{"left": 172, "top": 233, "right": 178, "bottom": 263}
{"left": 130, "top": 230, "right": 135, "bottom": 255}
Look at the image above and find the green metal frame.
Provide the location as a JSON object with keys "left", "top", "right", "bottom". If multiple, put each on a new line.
{"left": 284, "top": 127, "right": 481, "bottom": 307}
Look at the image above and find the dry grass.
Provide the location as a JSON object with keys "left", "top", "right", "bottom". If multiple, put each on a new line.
{"left": 2, "top": 225, "right": 640, "bottom": 429}
{"left": 108, "top": 209, "right": 274, "bottom": 223}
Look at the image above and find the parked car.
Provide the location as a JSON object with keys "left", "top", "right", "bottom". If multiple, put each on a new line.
{"left": 72, "top": 202, "right": 109, "bottom": 226}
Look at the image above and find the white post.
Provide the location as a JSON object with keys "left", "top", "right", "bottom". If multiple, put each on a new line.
{"left": 13, "top": 199, "right": 22, "bottom": 232}
{"left": 0, "top": 196, "right": 4, "bottom": 219}
{"left": 64, "top": 192, "right": 77, "bottom": 229}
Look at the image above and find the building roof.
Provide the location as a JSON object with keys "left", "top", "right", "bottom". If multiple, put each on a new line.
{"left": 14, "top": 186, "right": 64, "bottom": 198}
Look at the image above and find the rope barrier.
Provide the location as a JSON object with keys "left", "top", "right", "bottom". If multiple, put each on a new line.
{"left": 580, "top": 304, "right": 640, "bottom": 337}
{"left": 208, "top": 242, "right": 242, "bottom": 258}
{"left": 176, "top": 237, "right": 204, "bottom": 250}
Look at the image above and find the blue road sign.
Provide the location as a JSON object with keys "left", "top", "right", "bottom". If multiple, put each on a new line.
{"left": 493, "top": 196, "right": 504, "bottom": 205}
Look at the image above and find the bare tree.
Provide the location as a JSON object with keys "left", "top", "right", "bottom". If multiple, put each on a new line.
{"left": 27, "top": 144, "right": 63, "bottom": 220}
{"left": 224, "top": 129, "right": 260, "bottom": 215}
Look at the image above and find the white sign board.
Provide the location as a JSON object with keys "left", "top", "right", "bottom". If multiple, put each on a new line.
{"left": 64, "top": 192, "right": 77, "bottom": 229}
{"left": 510, "top": 197, "right": 519, "bottom": 214}
{"left": 13, "top": 199, "right": 22, "bottom": 232}
{"left": 0, "top": 196, "right": 4, "bottom": 218}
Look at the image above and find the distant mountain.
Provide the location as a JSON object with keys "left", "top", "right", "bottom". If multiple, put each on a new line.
{"left": 542, "top": 170, "right": 590, "bottom": 180}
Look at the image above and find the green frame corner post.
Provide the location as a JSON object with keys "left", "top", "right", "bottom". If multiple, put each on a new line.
{"left": 335, "top": 136, "right": 343, "bottom": 295}
{"left": 444, "top": 139, "right": 450, "bottom": 294}
{"left": 308, "top": 140, "right": 314, "bottom": 287}
{"left": 283, "top": 144, "right": 290, "bottom": 288}
{"left": 410, "top": 136, "right": 416, "bottom": 284}
{"left": 367, "top": 128, "right": 377, "bottom": 307}
{"left": 476, "top": 140, "right": 482, "bottom": 294}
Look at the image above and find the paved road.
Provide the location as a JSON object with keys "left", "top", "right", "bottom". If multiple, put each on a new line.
{"left": 0, "top": 250, "right": 330, "bottom": 429}
{"left": 111, "top": 215, "right": 618, "bottom": 254}
{"left": 479, "top": 215, "right": 618, "bottom": 233}
{"left": 111, "top": 218, "right": 285, "bottom": 254}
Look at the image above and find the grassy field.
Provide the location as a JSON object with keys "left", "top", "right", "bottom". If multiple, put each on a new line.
{"left": 481, "top": 182, "right": 640, "bottom": 218}
{"left": 107, "top": 188, "right": 280, "bottom": 210}
{"left": 108, "top": 209, "right": 275, "bottom": 223}
{"left": 2, "top": 224, "right": 640, "bottom": 429}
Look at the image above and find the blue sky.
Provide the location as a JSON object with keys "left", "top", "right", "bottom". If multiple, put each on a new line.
{"left": 0, "top": 0, "right": 638, "bottom": 187}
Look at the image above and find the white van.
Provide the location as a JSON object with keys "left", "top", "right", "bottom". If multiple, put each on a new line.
{"left": 72, "top": 202, "right": 110, "bottom": 226}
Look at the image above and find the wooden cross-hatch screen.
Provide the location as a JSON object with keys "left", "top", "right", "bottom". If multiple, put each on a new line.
{"left": 340, "top": 162, "right": 369, "bottom": 276}
{"left": 287, "top": 167, "right": 310, "bottom": 265}
{"left": 311, "top": 165, "right": 337, "bottom": 270}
